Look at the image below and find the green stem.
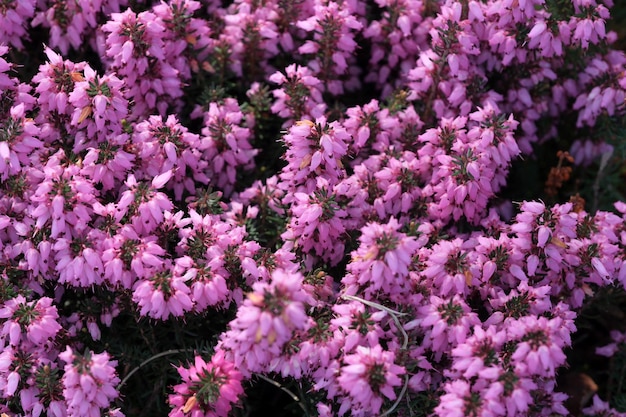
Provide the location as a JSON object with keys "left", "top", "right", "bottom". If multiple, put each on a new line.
{"left": 256, "top": 374, "right": 309, "bottom": 417}
{"left": 118, "top": 348, "right": 192, "bottom": 390}
{"left": 341, "top": 294, "right": 411, "bottom": 416}
{"left": 341, "top": 294, "right": 409, "bottom": 350}
{"left": 381, "top": 375, "right": 409, "bottom": 417}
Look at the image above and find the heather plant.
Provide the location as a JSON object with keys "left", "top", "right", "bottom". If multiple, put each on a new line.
{"left": 3, "top": 0, "right": 626, "bottom": 416}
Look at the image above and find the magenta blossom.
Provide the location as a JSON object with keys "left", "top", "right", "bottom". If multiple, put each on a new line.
{"left": 0, "top": 296, "right": 62, "bottom": 346}
{"left": 337, "top": 345, "right": 405, "bottom": 415}
{"left": 59, "top": 347, "right": 121, "bottom": 417}
{"left": 169, "top": 350, "right": 244, "bottom": 417}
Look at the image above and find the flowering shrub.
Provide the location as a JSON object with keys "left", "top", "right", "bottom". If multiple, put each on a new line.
{"left": 2, "top": 0, "right": 626, "bottom": 416}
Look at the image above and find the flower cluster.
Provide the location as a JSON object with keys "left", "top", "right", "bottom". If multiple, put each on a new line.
{"left": 2, "top": 0, "right": 626, "bottom": 416}
{"left": 169, "top": 350, "right": 244, "bottom": 417}
{"left": 198, "top": 99, "right": 257, "bottom": 196}
{"left": 218, "top": 269, "right": 313, "bottom": 375}
{"left": 59, "top": 347, "right": 121, "bottom": 417}
{"left": 296, "top": 0, "right": 363, "bottom": 95}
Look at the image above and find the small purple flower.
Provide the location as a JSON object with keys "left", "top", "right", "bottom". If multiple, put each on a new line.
{"left": 59, "top": 347, "right": 120, "bottom": 417}
{"left": 132, "top": 261, "right": 194, "bottom": 320}
{"left": 0, "top": 0, "right": 36, "bottom": 49}
{"left": 296, "top": 0, "right": 363, "bottom": 95}
{"left": 0, "top": 296, "right": 62, "bottom": 346}
{"left": 583, "top": 394, "right": 626, "bottom": 416}
{"left": 30, "top": 160, "right": 96, "bottom": 239}
{"left": 0, "top": 46, "right": 14, "bottom": 93}
{"left": 169, "top": 350, "right": 244, "bottom": 417}
{"left": 132, "top": 114, "right": 206, "bottom": 200}
{"left": 54, "top": 231, "right": 105, "bottom": 288}
{"left": 33, "top": 47, "right": 86, "bottom": 117}
{"left": 419, "top": 295, "right": 480, "bottom": 361}
{"left": 102, "top": 225, "right": 167, "bottom": 288}
{"left": 507, "top": 315, "right": 571, "bottom": 378}
{"left": 435, "top": 379, "right": 500, "bottom": 417}
{"left": 32, "top": 0, "right": 102, "bottom": 54}
{"left": 337, "top": 345, "right": 405, "bottom": 416}
{"left": 282, "top": 179, "right": 348, "bottom": 266}
{"left": 331, "top": 301, "right": 387, "bottom": 353}
{"left": 152, "top": 0, "right": 211, "bottom": 80}
{"left": 199, "top": 99, "right": 257, "bottom": 196}
{"left": 363, "top": 0, "right": 425, "bottom": 94}
{"left": 0, "top": 104, "right": 42, "bottom": 181}
{"left": 219, "top": 269, "right": 312, "bottom": 375}
{"left": 81, "top": 134, "right": 136, "bottom": 192}
{"left": 279, "top": 117, "right": 349, "bottom": 194}
{"left": 450, "top": 325, "right": 506, "bottom": 380}
{"left": 269, "top": 64, "right": 326, "bottom": 124}
{"left": 102, "top": 8, "right": 183, "bottom": 117}
{"left": 116, "top": 171, "right": 174, "bottom": 235}
{"left": 343, "top": 217, "right": 422, "bottom": 299}
{"left": 68, "top": 65, "right": 128, "bottom": 148}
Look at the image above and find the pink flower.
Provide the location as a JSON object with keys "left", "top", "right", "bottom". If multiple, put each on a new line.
{"left": 343, "top": 217, "right": 422, "bottom": 299}
{"left": 102, "top": 9, "right": 167, "bottom": 71}
{"left": 67, "top": 65, "right": 128, "bottom": 147}
{"left": 0, "top": 296, "right": 62, "bottom": 346}
{"left": 132, "top": 261, "right": 194, "bottom": 320}
{"left": 269, "top": 64, "right": 326, "bottom": 124}
{"left": 169, "top": 350, "right": 244, "bottom": 417}
{"left": 331, "top": 301, "right": 387, "bottom": 353}
{"left": 296, "top": 0, "right": 363, "bottom": 95}
{"left": 19, "top": 361, "right": 67, "bottom": 416}
{"left": 220, "top": 2, "right": 280, "bottom": 79}
{"left": 29, "top": 158, "right": 96, "bottom": 239}
{"left": 102, "top": 8, "right": 185, "bottom": 117}
{"left": 570, "top": 4, "right": 610, "bottom": 49}
{"left": 81, "top": 134, "right": 136, "bottom": 192}
{"left": 489, "top": 281, "right": 552, "bottom": 318}
{"left": 0, "top": 46, "right": 14, "bottom": 93}
{"left": 282, "top": 180, "right": 348, "bottom": 266}
{"left": 435, "top": 379, "right": 503, "bottom": 417}
{"left": 32, "top": 0, "right": 104, "bottom": 54}
{"left": 0, "top": 104, "right": 42, "bottom": 181}
{"left": 178, "top": 209, "right": 234, "bottom": 262}
{"left": 152, "top": 0, "right": 211, "bottom": 80}
{"left": 54, "top": 232, "right": 106, "bottom": 287}
{"left": 342, "top": 99, "right": 387, "bottom": 156}
{"left": 363, "top": 0, "right": 425, "bottom": 93}
{"left": 451, "top": 325, "right": 506, "bottom": 380}
{"left": 508, "top": 315, "right": 571, "bottom": 378}
{"left": 199, "top": 99, "right": 257, "bottom": 196}
{"left": 132, "top": 115, "right": 206, "bottom": 200}
{"left": 279, "top": 117, "right": 349, "bottom": 194}
{"left": 573, "top": 53, "right": 626, "bottom": 127}
{"left": 569, "top": 138, "right": 613, "bottom": 166}
{"left": 527, "top": 19, "right": 568, "bottom": 57}
{"left": 337, "top": 345, "right": 405, "bottom": 415}
{"left": 33, "top": 47, "right": 86, "bottom": 116}
{"left": 60, "top": 347, "right": 120, "bottom": 417}
{"left": 181, "top": 256, "right": 230, "bottom": 311}
{"left": 483, "top": 369, "right": 536, "bottom": 416}
{"left": 102, "top": 225, "right": 167, "bottom": 288}
{"left": 596, "top": 330, "right": 626, "bottom": 357}
{"left": 13, "top": 221, "right": 55, "bottom": 278}
{"left": 0, "top": 0, "right": 35, "bottom": 49}
{"left": 583, "top": 394, "right": 626, "bottom": 416}
{"left": 419, "top": 295, "right": 480, "bottom": 361}
{"left": 423, "top": 238, "right": 475, "bottom": 296}
{"left": 419, "top": 117, "right": 489, "bottom": 221}
{"left": 0, "top": 344, "right": 36, "bottom": 398}
{"left": 116, "top": 172, "right": 174, "bottom": 235}
{"left": 219, "top": 269, "right": 312, "bottom": 375}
